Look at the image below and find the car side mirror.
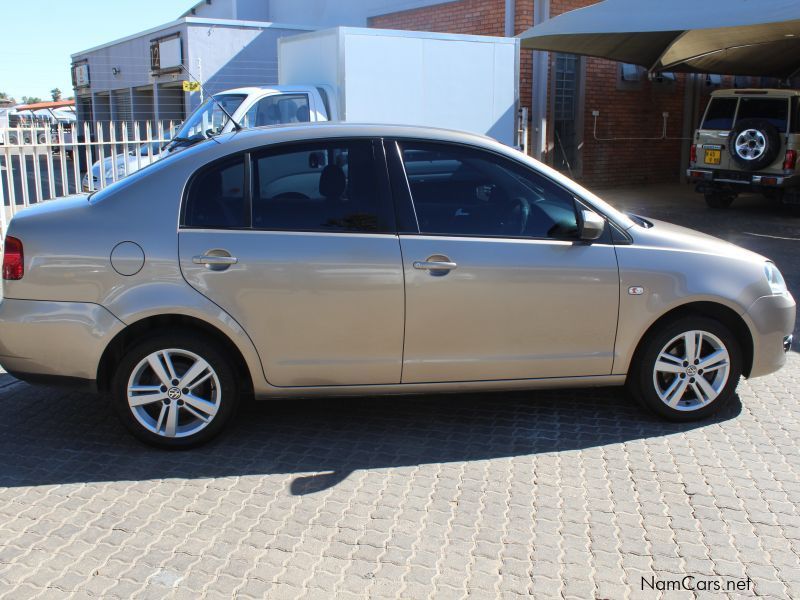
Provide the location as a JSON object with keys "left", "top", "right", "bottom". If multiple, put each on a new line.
{"left": 579, "top": 208, "right": 605, "bottom": 241}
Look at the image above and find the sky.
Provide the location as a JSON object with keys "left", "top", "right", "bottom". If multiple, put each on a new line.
{"left": 0, "top": 0, "right": 194, "bottom": 102}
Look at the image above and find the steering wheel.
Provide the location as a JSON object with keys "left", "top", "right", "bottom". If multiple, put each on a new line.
{"left": 504, "top": 197, "right": 531, "bottom": 236}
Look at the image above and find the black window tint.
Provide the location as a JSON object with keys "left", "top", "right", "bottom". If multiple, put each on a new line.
{"left": 184, "top": 157, "right": 247, "bottom": 229}
{"left": 702, "top": 98, "right": 737, "bottom": 130}
{"left": 792, "top": 98, "right": 800, "bottom": 133}
{"left": 736, "top": 97, "right": 789, "bottom": 131}
{"left": 399, "top": 142, "right": 578, "bottom": 239}
{"left": 252, "top": 140, "right": 391, "bottom": 232}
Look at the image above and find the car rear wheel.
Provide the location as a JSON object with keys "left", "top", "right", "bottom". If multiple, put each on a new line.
{"left": 628, "top": 316, "right": 742, "bottom": 421}
{"left": 111, "top": 332, "right": 239, "bottom": 448}
{"left": 704, "top": 191, "right": 735, "bottom": 209}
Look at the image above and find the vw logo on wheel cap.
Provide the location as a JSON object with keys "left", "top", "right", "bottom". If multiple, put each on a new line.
{"left": 167, "top": 387, "right": 182, "bottom": 400}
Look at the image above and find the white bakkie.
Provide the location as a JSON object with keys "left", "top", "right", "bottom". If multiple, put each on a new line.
{"left": 162, "top": 26, "right": 521, "bottom": 157}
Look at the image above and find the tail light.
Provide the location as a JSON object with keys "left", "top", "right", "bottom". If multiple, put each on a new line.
{"left": 2, "top": 236, "right": 24, "bottom": 280}
{"left": 783, "top": 149, "right": 797, "bottom": 172}
{"left": 690, "top": 144, "right": 697, "bottom": 164}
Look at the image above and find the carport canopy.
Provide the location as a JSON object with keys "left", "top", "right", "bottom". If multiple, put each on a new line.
{"left": 518, "top": 0, "right": 800, "bottom": 77}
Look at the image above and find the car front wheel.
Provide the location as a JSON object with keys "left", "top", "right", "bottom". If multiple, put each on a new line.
{"left": 628, "top": 316, "right": 742, "bottom": 421}
{"left": 111, "top": 332, "right": 239, "bottom": 448}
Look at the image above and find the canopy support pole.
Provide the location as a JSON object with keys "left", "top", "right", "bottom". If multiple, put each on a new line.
{"left": 531, "top": 0, "right": 550, "bottom": 160}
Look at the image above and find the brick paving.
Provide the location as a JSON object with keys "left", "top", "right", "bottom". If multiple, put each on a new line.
{"left": 0, "top": 355, "right": 799, "bottom": 599}
{"left": 1, "top": 185, "right": 799, "bottom": 599}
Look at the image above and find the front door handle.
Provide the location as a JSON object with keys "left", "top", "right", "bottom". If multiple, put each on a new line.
{"left": 413, "top": 260, "right": 457, "bottom": 271}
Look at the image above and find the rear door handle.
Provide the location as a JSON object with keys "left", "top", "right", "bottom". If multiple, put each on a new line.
{"left": 413, "top": 260, "right": 457, "bottom": 271}
{"left": 193, "top": 255, "right": 238, "bottom": 265}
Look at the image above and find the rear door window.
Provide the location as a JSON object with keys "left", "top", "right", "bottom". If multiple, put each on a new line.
{"left": 251, "top": 140, "right": 393, "bottom": 233}
{"left": 735, "top": 97, "right": 789, "bottom": 131}
{"left": 701, "top": 98, "right": 737, "bottom": 130}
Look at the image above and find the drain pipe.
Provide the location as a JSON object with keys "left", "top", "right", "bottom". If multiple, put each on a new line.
{"left": 531, "top": 0, "right": 549, "bottom": 160}
{"left": 504, "top": 0, "right": 515, "bottom": 37}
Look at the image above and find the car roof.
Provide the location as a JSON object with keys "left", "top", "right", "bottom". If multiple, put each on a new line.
{"left": 171, "top": 122, "right": 507, "bottom": 164}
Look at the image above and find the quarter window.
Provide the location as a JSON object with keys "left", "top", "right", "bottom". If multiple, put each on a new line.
{"left": 252, "top": 141, "right": 391, "bottom": 233}
{"left": 184, "top": 157, "right": 247, "bottom": 229}
{"left": 398, "top": 142, "right": 579, "bottom": 239}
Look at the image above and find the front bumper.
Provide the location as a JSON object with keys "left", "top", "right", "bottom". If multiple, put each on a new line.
{"left": 0, "top": 298, "right": 125, "bottom": 385}
{"left": 743, "top": 292, "right": 796, "bottom": 379}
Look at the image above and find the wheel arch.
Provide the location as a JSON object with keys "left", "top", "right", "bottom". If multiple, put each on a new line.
{"left": 627, "top": 301, "right": 754, "bottom": 378}
{"left": 96, "top": 314, "right": 254, "bottom": 396}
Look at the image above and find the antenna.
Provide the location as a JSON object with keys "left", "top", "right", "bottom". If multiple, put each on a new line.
{"left": 179, "top": 64, "right": 242, "bottom": 131}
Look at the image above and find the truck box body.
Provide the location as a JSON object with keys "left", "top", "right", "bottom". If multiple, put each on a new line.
{"left": 278, "top": 27, "right": 520, "bottom": 147}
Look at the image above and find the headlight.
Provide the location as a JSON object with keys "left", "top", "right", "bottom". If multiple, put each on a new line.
{"left": 764, "top": 262, "right": 788, "bottom": 295}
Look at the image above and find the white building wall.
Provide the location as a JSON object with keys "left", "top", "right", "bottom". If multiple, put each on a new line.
{"left": 185, "top": 0, "right": 270, "bottom": 20}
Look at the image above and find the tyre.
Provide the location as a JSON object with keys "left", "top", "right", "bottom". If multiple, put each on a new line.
{"left": 111, "top": 331, "right": 239, "bottom": 448}
{"left": 627, "top": 316, "right": 742, "bottom": 422}
{"left": 704, "top": 191, "right": 735, "bottom": 209}
{"left": 728, "top": 118, "right": 780, "bottom": 171}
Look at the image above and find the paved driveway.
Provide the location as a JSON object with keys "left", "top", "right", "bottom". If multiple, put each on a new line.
{"left": 1, "top": 185, "right": 799, "bottom": 599}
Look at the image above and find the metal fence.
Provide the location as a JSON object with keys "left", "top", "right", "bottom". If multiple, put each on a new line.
{"left": 0, "top": 120, "right": 178, "bottom": 239}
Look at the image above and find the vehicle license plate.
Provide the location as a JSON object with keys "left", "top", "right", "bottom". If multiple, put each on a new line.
{"left": 704, "top": 149, "right": 721, "bottom": 165}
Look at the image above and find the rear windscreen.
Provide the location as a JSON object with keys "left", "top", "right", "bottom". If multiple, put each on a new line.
{"left": 735, "top": 97, "right": 789, "bottom": 131}
{"left": 701, "top": 98, "right": 737, "bottom": 130}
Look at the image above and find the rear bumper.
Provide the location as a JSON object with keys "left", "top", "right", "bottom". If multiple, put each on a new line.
{"left": 687, "top": 168, "right": 800, "bottom": 190}
{"left": 743, "top": 292, "right": 796, "bottom": 379}
{"left": 0, "top": 298, "right": 125, "bottom": 385}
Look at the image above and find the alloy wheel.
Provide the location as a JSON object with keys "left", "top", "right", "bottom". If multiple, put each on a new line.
{"left": 734, "top": 128, "right": 766, "bottom": 160}
{"left": 127, "top": 348, "right": 221, "bottom": 438}
{"left": 652, "top": 330, "right": 731, "bottom": 411}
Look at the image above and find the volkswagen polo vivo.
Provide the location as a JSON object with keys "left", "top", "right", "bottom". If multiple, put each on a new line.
{"left": 0, "top": 124, "right": 794, "bottom": 448}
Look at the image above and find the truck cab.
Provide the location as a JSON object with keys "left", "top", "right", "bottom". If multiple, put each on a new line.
{"left": 163, "top": 85, "right": 336, "bottom": 155}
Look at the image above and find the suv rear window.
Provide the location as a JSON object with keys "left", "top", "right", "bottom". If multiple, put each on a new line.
{"left": 702, "top": 98, "right": 737, "bottom": 130}
{"left": 736, "top": 97, "right": 789, "bottom": 131}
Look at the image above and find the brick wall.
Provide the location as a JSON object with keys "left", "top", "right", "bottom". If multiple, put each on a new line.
{"left": 548, "top": 0, "right": 687, "bottom": 186}
{"left": 368, "top": 0, "right": 706, "bottom": 187}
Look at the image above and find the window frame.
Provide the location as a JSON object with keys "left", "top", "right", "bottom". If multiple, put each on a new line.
{"left": 179, "top": 137, "right": 396, "bottom": 235}
{"left": 386, "top": 138, "right": 604, "bottom": 243}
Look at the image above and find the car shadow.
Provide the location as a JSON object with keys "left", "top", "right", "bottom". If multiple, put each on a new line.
{"left": 0, "top": 379, "right": 742, "bottom": 494}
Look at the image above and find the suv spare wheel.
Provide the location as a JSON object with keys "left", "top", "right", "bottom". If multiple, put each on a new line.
{"left": 728, "top": 118, "right": 780, "bottom": 171}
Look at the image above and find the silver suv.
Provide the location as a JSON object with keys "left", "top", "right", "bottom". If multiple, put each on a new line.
{"left": 688, "top": 88, "right": 800, "bottom": 208}
{"left": 0, "top": 124, "right": 795, "bottom": 448}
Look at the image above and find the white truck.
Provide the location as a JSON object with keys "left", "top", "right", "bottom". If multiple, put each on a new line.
{"left": 164, "top": 27, "right": 521, "bottom": 155}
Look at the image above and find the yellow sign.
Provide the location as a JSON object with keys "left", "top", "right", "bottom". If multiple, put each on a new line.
{"left": 182, "top": 80, "right": 201, "bottom": 92}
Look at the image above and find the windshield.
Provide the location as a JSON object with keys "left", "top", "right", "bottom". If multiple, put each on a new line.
{"left": 175, "top": 93, "right": 246, "bottom": 139}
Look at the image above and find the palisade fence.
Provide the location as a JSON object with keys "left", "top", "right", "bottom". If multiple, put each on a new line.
{"left": 0, "top": 120, "right": 179, "bottom": 240}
